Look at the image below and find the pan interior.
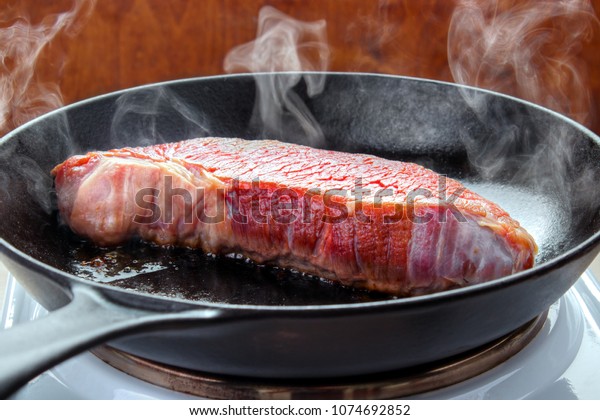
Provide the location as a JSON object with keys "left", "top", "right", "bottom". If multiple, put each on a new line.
{"left": 0, "top": 74, "right": 598, "bottom": 306}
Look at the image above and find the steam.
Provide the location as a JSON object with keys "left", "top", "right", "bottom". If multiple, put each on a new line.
{"left": 0, "top": 0, "right": 95, "bottom": 135}
{"left": 224, "top": 6, "right": 330, "bottom": 145}
{"left": 448, "top": 0, "right": 597, "bottom": 127}
{"left": 448, "top": 0, "right": 600, "bottom": 231}
{"left": 110, "top": 87, "right": 210, "bottom": 148}
{"left": 0, "top": 0, "right": 95, "bottom": 214}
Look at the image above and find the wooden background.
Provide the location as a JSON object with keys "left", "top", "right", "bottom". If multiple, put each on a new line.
{"left": 2, "top": 0, "right": 600, "bottom": 135}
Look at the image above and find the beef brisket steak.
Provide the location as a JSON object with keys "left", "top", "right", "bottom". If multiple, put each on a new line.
{"left": 52, "top": 137, "right": 537, "bottom": 295}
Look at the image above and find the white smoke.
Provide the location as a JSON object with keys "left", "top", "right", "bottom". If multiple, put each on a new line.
{"left": 110, "top": 86, "right": 210, "bottom": 148}
{"left": 0, "top": 0, "right": 95, "bottom": 135}
{"left": 448, "top": 0, "right": 600, "bottom": 234}
{"left": 224, "top": 6, "right": 330, "bottom": 145}
{"left": 448, "top": 0, "right": 597, "bottom": 126}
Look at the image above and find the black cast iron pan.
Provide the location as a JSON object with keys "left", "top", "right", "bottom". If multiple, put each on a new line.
{"left": 1, "top": 73, "right": 600, "bottom": 398}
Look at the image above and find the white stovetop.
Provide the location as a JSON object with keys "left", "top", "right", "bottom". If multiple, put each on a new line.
{"left": 0, "top": 262, "right": 8, "bottom": 306}
{"left": 1, "top": 262, "right": 7, "bottom": 308}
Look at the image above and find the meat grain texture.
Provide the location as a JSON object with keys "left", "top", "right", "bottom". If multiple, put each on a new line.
{"left": 52, "top": 138, "right": 537, "bottom": 295}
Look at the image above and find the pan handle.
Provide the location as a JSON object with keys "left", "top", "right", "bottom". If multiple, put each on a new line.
{"left": 0, "top": 284, "right": 226, "bottom": 399}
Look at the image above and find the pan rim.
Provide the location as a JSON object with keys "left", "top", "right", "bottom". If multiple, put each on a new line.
{"left": 1, "top": 71, "right": 599, "bottom": 312}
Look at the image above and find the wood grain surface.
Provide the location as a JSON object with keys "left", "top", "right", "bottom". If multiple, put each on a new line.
{"left": 1, "top": 0, "right": 599, "bottom": 134}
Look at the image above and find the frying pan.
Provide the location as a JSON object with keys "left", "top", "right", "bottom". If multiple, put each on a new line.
{"left": 1, "top": 73, "right": 600, "bottom": 399}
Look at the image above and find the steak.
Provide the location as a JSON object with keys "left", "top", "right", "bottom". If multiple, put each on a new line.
{"left": 52, "top": 137, "right": 537, "bottom": 295}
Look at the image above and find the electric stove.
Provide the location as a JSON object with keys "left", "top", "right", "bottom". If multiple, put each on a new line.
{"left": 2, "top": 270, "right": 600, "bottom": 399}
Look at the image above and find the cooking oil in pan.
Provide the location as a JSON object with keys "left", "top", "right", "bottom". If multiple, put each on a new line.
{"left": 68, "top": 239, "right": 393, "bottom": 306}
{"left": 72, "top": 250, "right": 168, "bottom": 283}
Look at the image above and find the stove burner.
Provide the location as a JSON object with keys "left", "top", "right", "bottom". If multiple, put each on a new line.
{"left": 91, "top": 311, "right": 547, "bottom": 399}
